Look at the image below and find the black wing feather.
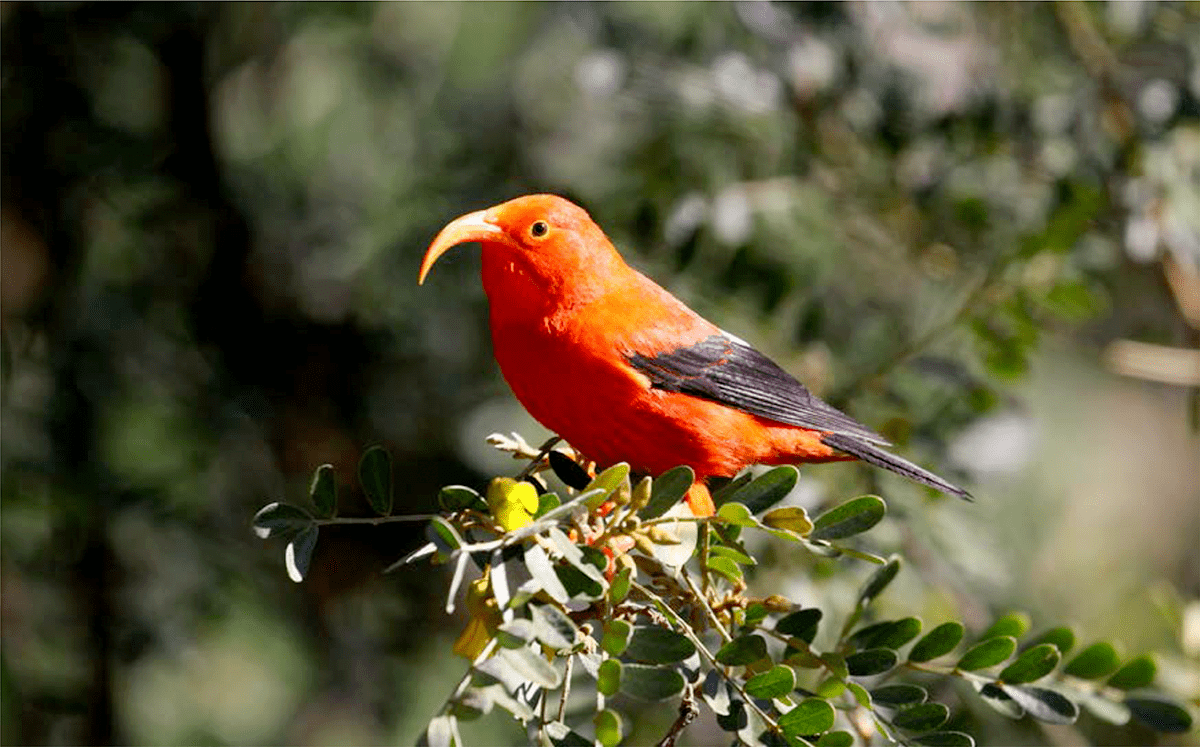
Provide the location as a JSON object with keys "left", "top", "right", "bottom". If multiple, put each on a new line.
{"left": 627, "top": 334, "right": 889, "bottom": 444}
{"left": 627, "top": 333, "right": 971, "bottom": 500}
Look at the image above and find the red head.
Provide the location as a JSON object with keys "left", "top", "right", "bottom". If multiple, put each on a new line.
{"left": 419, "top": 195, "right": 628, "bottom": 321}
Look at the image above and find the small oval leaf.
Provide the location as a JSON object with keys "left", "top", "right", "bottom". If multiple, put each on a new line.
{"left": 744, "top": 665, "right": 796, "bottom": 700}
{"left": 999, "top": 684, "right": 1078, "bottom": 725}
{"left": 909, "top": 622, "right": 965, "bottom": 663}
{"left": 998, "top": 643, "right": 1060, "bottom": 684}
{"left": 253, "top": 502, "right": 313, "bottom": 539}
{"left": 309, "top": 464, "right": 336, "bottom": 517}
{"left": 870, "top": 684, "right": 928, "bottom": 707}
{"left": 584, "top": 463, "right": 630, "bottom": 509}
{"left": 597, "top": 659, "right": 621, "bottom": 696}
{"left": 778, "top": 697, "right": 836, "bottom": 737}
{"left": 1124, "top": 695, "right": 1193, "bottom": 733}
{"left": 601, "top": 620, "right": 632, "bottom": 657}
{"left": 912, "top": 731, "right": 976, "bottom": 747}
{"left": 891, "top": 702, "right": 950, "bottom": 732}
{"left": 715, "top": 634, "right": 768, "bottom": 666}
{"left": 594, "top": 708, "right": 623, "bottom": 747}
{"left": 859, "top": 556, "right": 901, "bottom": 605}
{"left": 726, "top": 465, "right": 799, "bottom": 514}
{"left": 439, "top": 485, "right": 485, "bottom": 512}
{"left": 810, "top": 495, "right": 886, "bottom": 541}
{"left": 980, "top": 612, "right": 1030, "bottom": 641}
{"left": 815, "top": 731, "right": 854, "bottom": 747}
{"left": 1063, "top": 641, "right": 1121, "bottom": 679}
{"left": 956, "top": 636, "right": 1017, "bottom": 671}
{"left": 845, "top": 647, "right": 898, "bottom": 676}
{"left": 358, "top": 445, "right": 393, "bottom": 515}
{"left": 619, "top": 663, "right": 684, "bottom": 701}
{"left": 776, "top": 608, "right": 822, "bottom": 644}
{"left": 849, "top": 617, "right": 922, "bottom": 651}
{"left": 497, "top": 646, "right": 562, "bottom": 689}
{"left": 762, "top": 506, "right": 814, "bottom": 535}
{"left": 285, "top": 525, "right": 318, "bottom": 583}
{"left": 624, "top": 625, "right": 695, "bottom": 665}
{"left": 716, "top": 501, "right": 757, "bottom": 527}
{"left": 1027, "top": 626, "right": 1075, "bottom": 655}
{"left": 641, "top": 465, "right": 695, "bottom": 519}
{"left": 1106, "top": 654, "right": 1155, "bottom": 690}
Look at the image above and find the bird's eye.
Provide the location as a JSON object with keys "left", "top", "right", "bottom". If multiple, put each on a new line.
{"left": 529, "top": 220, "right": 549, "bottom": 238}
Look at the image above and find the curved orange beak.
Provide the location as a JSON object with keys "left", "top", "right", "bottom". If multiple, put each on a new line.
{"left": 418, "top": 209, "right": 508, "bottom": 285}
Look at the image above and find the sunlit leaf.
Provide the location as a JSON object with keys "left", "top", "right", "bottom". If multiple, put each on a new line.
{"left": 979, "top": 612, "right": 1030, "bottom": 641}
{"left": 1107, "top": 654, "right": 1155, "bottom": 690}
{"left": 744, "top": 665, "right": 796, "bottom": 700}
{"left": 716, "top": 634, "right": 768, "bottom": 666}
{"left": 809, "top": 495, "right": 885, "bottom": 541}
{"left": 762, "top": 506, "right": 814, "bottom": 535}
{"left": 601, "top": 619, "right": 632, "bottom": 657}
{"left": 815, "top": 731, "right": 854, "bottom": 747}
{"left": 1026, "top": 626, "right": 1074, "bottom": 655}
{"left": 908, "top": 622, "right": 964, "bottom": 662}
{"left": 529, "top": 603, "right": 578, "bottom": 651}
{"left": 778, "top": 697, "right": 835, "bottom": 738}
{"left": 707, "top": 555, "right": 743, "bottom": 584}
{"left": 1063, "top": 641, "right": 1120, "bottom": 679}
{"left": 497, "top": 646, "right": 561, "bottom": 689}
{"left": 594, "top": 708, "right": 623, "bottom": 747}
{"left": 597, "top": 659, "right": 621, "bottom": 696}
{"left": 998, "top": 643, "right": 1059, "bottom": 684}
{"left": 285, "top": 525, "right": 318, "bottom": 583}
{"left": 955, "top": 636, "right": 1016, "bottom": 671}
{"left": 583, "top": 462, "right": 630, "bottom": 509}
{"left": 523, "top": 543, "right": 570, "bottom": 604}
{"left": 716, "top": 501, "right": 757, "bottom": 527}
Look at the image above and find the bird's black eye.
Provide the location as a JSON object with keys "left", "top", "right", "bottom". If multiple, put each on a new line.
{"left": 529, "top": 220, "right": 549, "bottom": 238}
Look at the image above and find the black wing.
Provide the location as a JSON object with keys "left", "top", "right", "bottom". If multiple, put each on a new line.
{"left": 626, "top": 333, "right": 889, "bottom": 444}
{"left": 627, "top": 333, "right": 972, "bottom": 500}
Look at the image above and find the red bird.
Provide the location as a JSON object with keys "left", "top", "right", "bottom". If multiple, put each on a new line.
{"left": 419, "top": 194, "right": 969, "bottom": 516}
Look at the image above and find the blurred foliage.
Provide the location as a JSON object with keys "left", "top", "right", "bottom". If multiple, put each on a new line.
{"left": 1, "top": 2, "right": 1197, "bottom": 745}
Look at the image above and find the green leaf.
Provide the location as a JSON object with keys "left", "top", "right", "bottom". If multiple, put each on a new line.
{"left": 608, "top": 566, "right": 631, "bottom": 605}
{"left": 535, "top": 492, "right": 560, "bottom": 517}
{"left": 858, "top": 556, "right": 901, "bottom": 606}
{"left": 1125, "top": 695, "right": 1193, "bottom": 733}
{"left": 911, "top": 731, "right": 975, "bottom": 747}
{"left": 252, "top": 502, "right": 313, "bottom": 539}
{"left": 815, "top": 731, "right": 854, "bottom": 747}
{"left": 762, "top": 506, "right": 814, "bottom": 535}
{"left": 845, "top": 648, "right": 898, "bottom": 676}
{"left": 594, "top": 709, "right": 623, "bottom": 747}
{"left": 909, "top": 622, "right": 965, "bottom": 663}
{"left": 601, "top": 620, "right": 632, "bottom": 657}
{"left": 815, "top": 678, "right": 845, "bottom": 699}
{"left": 1027, "top": 626, "right": 1074, "bottom": 655}
{"left": 848, "top": 617, "right": 922, "bottom": 650}
{"left": 555, "top": 563, "right": 604, "bottom": 600}
{"left": 427, "top": 517, "right": 462, "bottom": 562}
{"left": 776, "top": 608, "right": 822, "bottom": 644}
{"left": 358, "top": 445, "right": 393, "bottom": 515}
{"left": 641, "top": 465, "right": 694, "bottom": 519}
{"left": 710, "top": 545, "right": 755, "bottom": 566}
{"left": 891, "top": 702, "right": 950, "bottom": 731}
{"left": 716, "top": 634, "right": 768, "bottom": 666}
{"left": 716, "top": 501, "right": 758, "bottom": 527}
{"left": 597, "top": 659, "right": 621, "bottom": 696}
{"left": 726, "top": 466, "right": 798, "bottom": 514}
{"left": 285, "top": 525, "right": 318, "bottom": 583}
{"left": 549, "top": 450, "right": 591, "bottom": 490}
{"left": 846, "top": 682, "right": 872, "bottom": 709}
{"left": 778, "top": 697, "right": 835, "bottom": 738}
{"left": 309, "top": 464, "right": 336, "bottom": 517}
{"left": 624, "top": 625, "right": 695, "bottom": 665}
{"left": 529, "top": 603, "right": 579, "bottom": 651}
{"left": 744, "top": 665, "right": 797, "bottom": 700}
{"left": 999, "top": 684, "right": 1078, "bottom": 725}
{"left": 955, "top": 636, "right": 1017, "bottom": 671}
{"left": 1063, "top": 641, "right": 1121, "bottom": 679}
{"left": 438, "top": 484, "right": 485, "bottom": 512}
{"left": 979, "top": 612, "right": 1030, "bottom": 641}
{"left": 707, "top": 555, "right": 744, "bottom": 584}
{"left": 998, "top": 643, "right": 1060, "bottom": 684}
{"left": 619, "top": 663, "right": 685, "bottom": 701}
{"left": 809, "top": 495, "right": 886, "bottom": 541}
{"left": 744, "top": 602, "right": 769, "bottom": 628}
{"left": 497, "top": 646, "right": 561, "bottom": 689}
{"left": 870, "top": 684, "right": 928, "bottom": 707}
{"left": 583, "top": 463, "right": 630, "bottom": 509}
{"left": 1107, "top": 654, "right": 1155, "bottom": 690}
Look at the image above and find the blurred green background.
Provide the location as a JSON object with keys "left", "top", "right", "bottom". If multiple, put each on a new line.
{"left": 1, "top": 2, "right": 1197, "bottom": 745}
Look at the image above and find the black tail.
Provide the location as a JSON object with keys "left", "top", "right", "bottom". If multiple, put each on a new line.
{"left": 821, "top": 433, "right": 972, "bottom": 501}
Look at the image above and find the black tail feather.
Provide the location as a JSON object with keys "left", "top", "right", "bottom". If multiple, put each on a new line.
{"left": 821, "top": 433, "right": 972, "bottom": 501}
